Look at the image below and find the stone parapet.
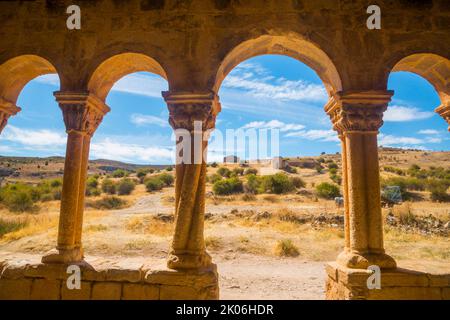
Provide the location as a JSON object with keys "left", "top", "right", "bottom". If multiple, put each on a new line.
{"left": 0, "top": 254, "right": 218, "bottom": 300}
{"left": 325, "top": 262, "right": 450, "bottom": 300}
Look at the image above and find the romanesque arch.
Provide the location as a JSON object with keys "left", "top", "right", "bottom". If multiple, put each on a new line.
{"left": 87, "top": 52, "right": 168, "bottom": 102}
{"left": 388, "top": 53, "right": 450, "bottom": 130}
{"left": 213, "top": 34, "right": 343, "bottom": 97}
{"left": 0, "top": 55, "right": 59, "bottom": 133}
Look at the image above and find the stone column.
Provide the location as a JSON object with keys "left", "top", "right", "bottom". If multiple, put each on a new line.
{"left": 162, "top": 91, "right": 220, "bottom": 270}
{"left": 325, "top": 90, "right": 397, "bottom": 269}
{"left": 0, "top": 98, "right": 21, "bottom": 134}
{"left": 42, "top": 92, "right": 109, "bottom": 264}
{"left": 435, "top": 99, "right": 450, "bottom": 131}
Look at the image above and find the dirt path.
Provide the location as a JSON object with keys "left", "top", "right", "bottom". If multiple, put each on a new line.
{"left": 217, "top": 254, "right": 325, "bottom": 299}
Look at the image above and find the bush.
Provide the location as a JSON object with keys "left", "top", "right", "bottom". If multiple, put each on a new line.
{"left": 290, "top": 176, "right": 305, "bottom": 189}
{"left": 165, "top": 166, "right": 173, "bottom": 172}
{"left": 315, "top": 164, "right": 323, "bottom": 173}
{"left": 217, "top": 167, "right": 231, "bottom": 178}
{"left": 244, "top": 174, "right": 261, "bottom": 194}
{"left": 5, "top": 191, "right": 34, "bottom": 212}
{"left": 112, "top": 169, "right": 128, "bottom": 178}
{"left": 101, "top": 178, "right": 117, "bottom": 195}
{"left": 86, "top": 196, "right": 127, "bottom": 210}
{"left": 50, "top": 179, "right": 62, "bottom": 188}
{"left": 207, "top": 173, "right": 222, "bottom": 184}
{"left": 136, "top": 169, "right": 148, "bottom": 182}
{"left": 86, "top": 176, "right": 98, "bottom": 188}
{"left": 244, "top": 168, "right": 258, "bottom": 175}
{"left": 0, "top": 218, "right": 27, "bottom": 237}
{"left": 145, "top": 178, "right": 164, "bottom": 192}
{"left": 327, "top": 162, "right": 338, "bottom": 170}
{"left": 213, "top": 177, "right": 243, "bottom": 195}
{"left": 210, "top": 162, "right": 218, "bottom": 168}
{"left": 157, "top": 173, "right": 174, "bottom": 186}
{"left": 316, "top": 182, "right": 340, "bottom": 199}
{"left": 117, "top": 178, "right": 136, "bottom": 195}
{"left": 274, "top": 239, "right": 299, "bottom": 257}
{"left": 330, "top": 174, "right": 342, "bottom": 185}
{"left": 262, "top": 173, "right": 294, "bottom": 194}
{"left": 232, "top": 167, "right": 244, "bottom": 176}
{"left": 86, "top": 187, "right": 101, "bottom": 197}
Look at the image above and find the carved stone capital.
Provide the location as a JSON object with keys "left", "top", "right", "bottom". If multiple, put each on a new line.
{"left": 54, "top": 91, "right": 110, "bottom": 136}
{"left": 435, "top": 103, "right": 450, "bottom": 131}
{"left": 0, "top": 98, "right": 21, "bottom": 133}
{"left": 162, "top": 91, "right": 221, "bottom": 132}
{"left": 325, "top": 90, "right": 393, "bottom": 133}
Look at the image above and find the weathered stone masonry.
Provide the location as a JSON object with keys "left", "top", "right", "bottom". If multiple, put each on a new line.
{"left": 0, "top": 0, "right": 449, "bottom": 299}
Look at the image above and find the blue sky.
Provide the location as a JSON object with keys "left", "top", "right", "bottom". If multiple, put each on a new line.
{"left": 0, "top": 55, "right": 448, "bottom": 164}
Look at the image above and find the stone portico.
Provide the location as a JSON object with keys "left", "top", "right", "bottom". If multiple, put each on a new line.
{"left": 0, "top": 0, "right": 449, "bottom": 300}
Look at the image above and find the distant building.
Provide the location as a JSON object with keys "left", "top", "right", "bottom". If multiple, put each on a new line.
{"left": 223, "top": 155, "right": 240, "bottom": 163}
{"left": 272, "top": 156, "right": 286, "bottom": 169}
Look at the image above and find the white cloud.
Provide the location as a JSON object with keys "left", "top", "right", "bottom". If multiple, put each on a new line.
{"left": 285, "top": 129, "right": 339, "bottom": 142}
{"left": 90, "top": 138, "right": 173, "bottom": 164}
{"left": 240, "top": 120, "right": 305, "bottom": 132}
{"left": 384, "top": 105, "right": 434, "bottom": 122}
{"left": 378, "top": 134, "right": 423, "bottom": 146}
{"left": 34, "top": 74, "right": 60, "bottom": 86}
{"left": 0, "top": 125, "right": 66, "bottom": 147}
{"left": 222, "top": 62, "right": 327, "bottom": 102}
{"left": 110, "top": 73, "right": 168, "bottom": 98}
{"left": 418, "top": 129, "right": 439, "bottom": 135}
{"left": 33, "top": 73, "right": 168, "bottom": 99}
{"left": 130, "top": 113, "right": 168, "bottom": 127}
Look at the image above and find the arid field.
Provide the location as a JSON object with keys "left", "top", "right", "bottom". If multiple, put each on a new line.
{"left": 1, "top": 148, "right": 449, "bottom": 299}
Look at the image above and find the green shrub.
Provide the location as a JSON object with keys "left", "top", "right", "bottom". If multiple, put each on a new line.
{"left": 244, "top": 174, "right": 261, "bottom": 194}
{"left": 330, "top": 174, "right": 342, "bottom": 185}
{"left": 316, "top": 182, "right": 340, "bottom": 199}
{"left": 327, "top": 162, "right": 338, "bottom": 170}
{"left": 262, "top": 173, "right": 294, "bottom": 194}
{"left": 145, "top": 178, "right": 164, "bottom": 192}
{"left": 5, "top": 191, "right": 34, "bottom": 212}
{"left": 86, "top": 176, "right": 98, "bottom": 188}
{"left": 101, "top": 178, "right": 117, "bottom": 195}
{"left": 112, "top": 169, "right": 127, "bottom": 178}
{"left": 207, "top": 173, "right": 222, "bottom": 184}
{"left": 117, "top": 178, "right": 136, "bottom": 195}
{"left": 213, "top": 177, "right": 243, "bottom": 195}
{"left": 50, "top": 179, "right": 62, "bottom": 188}
{"left": 157, "top": 173, "right": 174, "bottom": 186}
{"left": 290, "top": 176, "right": 305, "bottom": 189}
{"left": 315, "top": 164, "right": 323, "bottom": 173}
{"left": 0, "top": 218, "right": 27, "bottom": 237}
{"left": 274, "top": 239, "right": 299, "bottom": 257}
{"left": 86, "top": 196, "right": 127, "bottom": 210}
{"left": 217, "top": 167, "right": 231, "bottom": 178}
{"left": 232, "top": 167, "right": 244, "bottom": 176}
{"left": 165, "top": 166, "right": 173, "bottom": 172}
{"left": 52, "top": 188, "right": 62, "bottom": 200}
{"left": 210, "top": 162, "right": 218, "bottom": 168}
{"left": 86, "top": 187, "right": 101, "bottom": 197}
{"left": 244, "top": 168, "right": 258, "bottom": 175}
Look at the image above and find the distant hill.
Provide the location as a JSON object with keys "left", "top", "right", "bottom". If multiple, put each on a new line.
{"left": 0, "top": 156, "right": 168, "bottom": 182}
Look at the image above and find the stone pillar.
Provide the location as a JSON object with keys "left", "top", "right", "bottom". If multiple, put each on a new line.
{"left": 42, "top": 92, "right": 109, "bottom": 264}
{"left": 162, "top": 91, "right": 220, "bottom": 270}
{"left": 435, "top": 100, "right": 450, "bottom": 131}
{"left": 0, "top": 98, "right": 21, "bottom": 134}
{"left": 325, "top": 90, "right": 396, "bottom": 269}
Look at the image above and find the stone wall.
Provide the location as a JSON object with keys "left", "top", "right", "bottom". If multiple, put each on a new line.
{"left": 326, "top": 262, "right": 450, "bottom": 300}
{"left": 0, "top": 255, "right": 219, "bottom": 300}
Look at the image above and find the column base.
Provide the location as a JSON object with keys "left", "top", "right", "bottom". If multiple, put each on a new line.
{"left": 167, "top": 250, "right": 212, "bottom": 270}
{"left": 336, "top": 250, "right": 397, "bottom": 270}
{"left": 41, "top": 247, "right": 84, "bottom": 264}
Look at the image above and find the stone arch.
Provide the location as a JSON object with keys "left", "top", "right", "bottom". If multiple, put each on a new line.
{"left": 213, "top": 35, "right": 343, "bottom": 97}
{"left": 390, "top": 53, "right": 450, "bottom": 104}
{"left": 388, "top": 53, "right": 450, "bottom": 129}
{"left": 87, "top": 52, "right": 168, "bottom": 102}
{"left": 0, "top": 54, "right": 59, "bottom": 104}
